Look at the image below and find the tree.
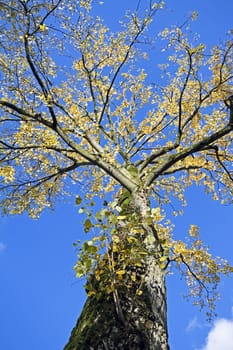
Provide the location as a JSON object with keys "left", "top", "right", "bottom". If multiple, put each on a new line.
{"left": 0, "top": 1, "right": 233, "bottom": 349}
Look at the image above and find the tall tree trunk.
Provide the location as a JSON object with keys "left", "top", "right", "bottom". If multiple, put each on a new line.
{"left": 64, "top": 190, "right": 170, "bottom": 350}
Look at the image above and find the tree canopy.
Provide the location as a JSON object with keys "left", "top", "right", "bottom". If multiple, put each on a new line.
{"left": 0, "top": 0, "right": 233, "bottom": 321}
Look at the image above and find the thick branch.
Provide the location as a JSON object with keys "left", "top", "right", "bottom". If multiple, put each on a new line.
{"left": 0, "top": 100, "right": 137, "bottom": 192}
{"left": 145, "top": 122, "right": 233, "bottom": 187}
{"left": 52, "top": 125, "right": 138, "bottom": 192}
{"left": 0, "top": 100, "right": 41, "bottom": 121}
{"left": 24, "top": 34, "right": 58, "bottom": 127}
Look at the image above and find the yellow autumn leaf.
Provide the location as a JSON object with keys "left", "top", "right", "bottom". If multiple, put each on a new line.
{"left": 39, "top": 24, "right": 46, "bottom": 31}
{"left": 116, "top": 270, "right": 126, "bottom": 275}
{"left": 136, "top": 289, "right": 143, "bottom": 296}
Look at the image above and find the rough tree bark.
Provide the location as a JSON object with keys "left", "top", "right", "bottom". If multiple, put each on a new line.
{"left": 64, "top": 190, "right": 170, "bottom": 350}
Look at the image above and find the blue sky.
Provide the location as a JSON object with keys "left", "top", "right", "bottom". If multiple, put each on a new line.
{"left": 1, "top": 1, "right": 233, "bottom": 349}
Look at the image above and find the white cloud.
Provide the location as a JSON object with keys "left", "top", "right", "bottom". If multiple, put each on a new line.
{"left": 200, "top": 318, "right": 233, "bottom": 350}
{"left": 0, "top": 241, "right": 6, "bottom": 253}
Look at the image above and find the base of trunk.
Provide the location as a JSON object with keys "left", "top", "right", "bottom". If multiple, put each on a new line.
{"left": 64, "top": 293, "right": 150, "bottom": 349}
